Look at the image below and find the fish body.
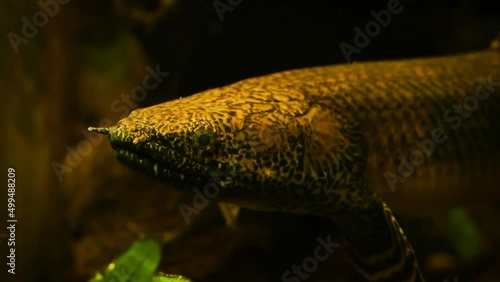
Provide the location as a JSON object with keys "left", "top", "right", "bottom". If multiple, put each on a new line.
{"left": 90, "top": 41, "right": 500, "bottom": 281}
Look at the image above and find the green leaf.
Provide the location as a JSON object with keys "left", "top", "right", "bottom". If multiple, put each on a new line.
{"left": 153, "top": 273, "right": 193, "bottom": 282}
{"left": 447, "top": 208, "right": 482, "bottom": 261}
{"left": 90, "top": 238, "right": 162, "bottom": 282}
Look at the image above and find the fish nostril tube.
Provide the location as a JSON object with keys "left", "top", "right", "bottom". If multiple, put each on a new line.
{"left": 87, "top": 126, "right": 111, "bottom": 136}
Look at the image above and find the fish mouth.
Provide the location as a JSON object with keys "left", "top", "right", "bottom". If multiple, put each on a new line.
{"left": 112, "top": 138, "right": 213, "bottom": 186}
{"left": 88, "top": 125, "right": 208, "bottom": 184}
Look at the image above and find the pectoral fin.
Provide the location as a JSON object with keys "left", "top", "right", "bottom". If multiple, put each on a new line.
{"left": 217, "top": 202, "right": 241, "bottom": 227}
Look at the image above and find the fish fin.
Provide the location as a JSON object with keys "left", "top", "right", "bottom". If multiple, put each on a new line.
{"left": 332, "top": 182, "right": 425, "bottom": 281}
{"left": 217, "top": 202, "right": 241, "bottom": 227}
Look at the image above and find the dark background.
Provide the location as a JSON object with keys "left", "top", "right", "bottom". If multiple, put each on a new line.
{"left": 2, "top": 0, "right": 500, "bottom": 281}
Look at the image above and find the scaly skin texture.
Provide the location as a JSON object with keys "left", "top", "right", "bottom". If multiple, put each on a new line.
{"left": 90, "top": 44, "right": 500, "bottom": 281}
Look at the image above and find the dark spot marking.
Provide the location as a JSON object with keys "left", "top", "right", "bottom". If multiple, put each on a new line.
{"left": 294, "top": 173, "right": 303, "bottom": 181}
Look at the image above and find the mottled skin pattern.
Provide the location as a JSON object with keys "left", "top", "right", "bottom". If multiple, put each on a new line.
{"left": 90, "top": 43, "right": 500, "bottom": 282}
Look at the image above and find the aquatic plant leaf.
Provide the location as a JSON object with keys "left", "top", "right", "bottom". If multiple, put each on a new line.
{"left": 447, "top": 208, "right": 482, "bottom": 261}
{"left": 153, "top": 273, "right": 193, "bottom": 282}
{"left": 90, "top": 238, "right": 162, "bottom": 282}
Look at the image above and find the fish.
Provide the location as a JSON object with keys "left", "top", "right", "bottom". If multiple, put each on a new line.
{"left": 89, "top": 35, "right": 500, "bottom": 281}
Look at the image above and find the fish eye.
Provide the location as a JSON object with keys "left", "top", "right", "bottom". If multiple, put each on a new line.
{"left": 193, "top": 130, "right": 215, "bottom": 148}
